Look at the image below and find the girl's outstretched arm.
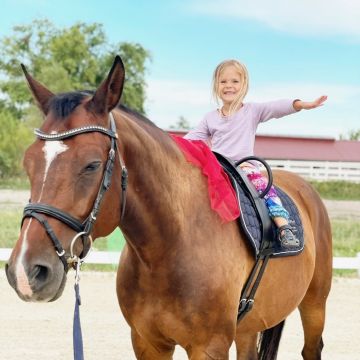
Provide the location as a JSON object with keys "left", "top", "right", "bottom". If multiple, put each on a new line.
{"left": 293, "top": 95, "right": 327, "bottom": 111}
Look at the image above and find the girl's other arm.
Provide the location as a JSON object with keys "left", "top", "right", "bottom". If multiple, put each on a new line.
{"left": 183, "top": 117, "right": 211, "bottom": 141}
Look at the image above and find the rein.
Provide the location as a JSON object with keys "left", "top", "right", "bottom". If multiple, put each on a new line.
{"left": 21, "top": 112, "right": 127, "bottom": 270}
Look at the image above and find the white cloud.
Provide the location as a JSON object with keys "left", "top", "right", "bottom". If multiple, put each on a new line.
{"left": 145, "top": 77, "right": 215, "bottom": 129}
{"left": 189, "top": 0, "right": 360, "bottom": 37}
{"left": 247, "top": 82, "right": 360, "bottom": 105}
{"left": 250, "top": 82, "right": 360, "bottom": 137}
{"left": 145, "top": 76, "right": 360, "bottom": 138}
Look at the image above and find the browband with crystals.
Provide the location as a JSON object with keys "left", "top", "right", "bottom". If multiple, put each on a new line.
{"left": 34, "top": 125, "right": 118, "bottom": 141}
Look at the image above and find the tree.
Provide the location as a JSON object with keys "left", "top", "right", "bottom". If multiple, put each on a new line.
{"left": 0, "top": 107, "right": 33, "bottom": 177}
{"left": 348, "top": 129, "right": 360, "bottom": 140}
{"left": 170, "top": 116, "right": 191, "bottom": 130}
{"left": 0, "top": 19, "right": 151, "bottom": 115}
{"left": 0, "top": 19, "right": 151, "bottom": 178}
{"left": 339, "top": 129, "right": 360, "bottom": 141}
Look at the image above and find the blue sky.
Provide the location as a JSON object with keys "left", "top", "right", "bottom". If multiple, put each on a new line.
{"left": 1, "top": 0, "right": 359, "bottom": 138}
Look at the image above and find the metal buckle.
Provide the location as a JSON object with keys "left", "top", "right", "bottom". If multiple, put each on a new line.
{"left": 238, "top": 298, "right": 255, "bottom": 315}
{"left": 246, "top": 299, "right": 254, "bottom": 312}
{"left": 56, "top": 249, "right": 66, "bottom": 257}
{"left": 238, "top": 298, "right": 247, "bottom": 313}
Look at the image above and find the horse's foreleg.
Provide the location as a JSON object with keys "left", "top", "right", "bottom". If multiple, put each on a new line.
{"left": 131, "top": 329, "right": 175, "bottom": 360}
{"left": 298, "top": 299, "right": 326, "bottom": 360}
{"left": 234, "top": 332, "right": 258, "bottom": 360}
{"left": 186, "top": 336, "right": 232, "bottom": 360}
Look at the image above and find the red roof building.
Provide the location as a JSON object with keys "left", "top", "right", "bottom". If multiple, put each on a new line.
{"left": 169, "top": 130, "right": 360, "bottom": 182}
{"left": 254, "top": 135, "right": 360, "bottom": 162}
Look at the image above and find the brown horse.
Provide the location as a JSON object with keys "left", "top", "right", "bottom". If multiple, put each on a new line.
{"left": 6, "top": 56, "right": 332, "bottom": 359}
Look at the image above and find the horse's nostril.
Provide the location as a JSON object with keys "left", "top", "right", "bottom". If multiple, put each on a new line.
{"left": 32, "top": 265, "right": 49, "bottom": 283}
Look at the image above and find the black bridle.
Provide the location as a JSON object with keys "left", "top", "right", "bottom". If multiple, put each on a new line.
{"left": 21, "top": 113, "right": 128, "bottom": 271}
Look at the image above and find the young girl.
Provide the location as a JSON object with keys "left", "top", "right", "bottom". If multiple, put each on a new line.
{"left": 184, "top": 59, "right": 327, "bottom": 248}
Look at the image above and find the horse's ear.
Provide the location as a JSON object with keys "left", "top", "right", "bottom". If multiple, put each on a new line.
{"left": 21, "top": 64, "right": 55, "bottom": 115}
{"left": 90, "top": 55, "right": 125, "bottom": 114}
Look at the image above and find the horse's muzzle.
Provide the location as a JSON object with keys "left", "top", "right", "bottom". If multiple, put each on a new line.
{"left": 5, "top": 259, "right": 67, "bottom": 302}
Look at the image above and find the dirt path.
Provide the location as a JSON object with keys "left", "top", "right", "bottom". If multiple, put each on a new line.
{"left": 0, "top": 271, "right": 359, "bottom": 360}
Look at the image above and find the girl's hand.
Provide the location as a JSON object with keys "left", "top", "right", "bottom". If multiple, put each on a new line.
{"left": 294, "top": 95, "right": 327, "bottom": 111}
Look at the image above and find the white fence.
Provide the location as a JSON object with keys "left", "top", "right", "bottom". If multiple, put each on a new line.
{"left": 1, "top": 249, "right": 360, "bottom": 277}
{"left": 265, "top": 160, "right": 360, "bottom": 182}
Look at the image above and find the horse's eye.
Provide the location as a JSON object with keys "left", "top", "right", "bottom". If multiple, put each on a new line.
{"left": 83, "top": 161, "right": 101, "bottom": 173}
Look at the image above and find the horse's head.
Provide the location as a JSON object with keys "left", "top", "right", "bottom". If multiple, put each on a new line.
{"left": 6, "top": 56, "right": 126, "bottom": 302}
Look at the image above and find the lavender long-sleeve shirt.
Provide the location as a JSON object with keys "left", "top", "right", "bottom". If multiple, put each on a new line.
{"left": 184, "top": 99, "right": 297, "bottom": 161}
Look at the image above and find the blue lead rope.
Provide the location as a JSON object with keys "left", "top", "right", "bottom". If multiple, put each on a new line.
{"left": 73, "top": 281, "right": 84, "bottom": 359}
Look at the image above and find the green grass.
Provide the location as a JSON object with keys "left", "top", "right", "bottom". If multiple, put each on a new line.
{"left": 0, "top": 176, "right": 29, "bottom": 190}
{"left": 0, "top": 209, "right": 123, "bottom": 272}
{"left": 1, "top": 209, "right": 359, "bottom": 276}
{"left": 2, "top": 179, "right": 360, "bottom": 199}
{"left": 0, "top": 209, "right": 109, "bottom": 249}
{"left": 333, "top": 269, "right": 357, "bottom": 277}
{"left": 331, "top": 219, "right": 360, "bottom": 257}
{"left": 309, "top": 180, "right": 360, "bottom": 200}
{"left": 0, "top": 209, "right": 23, "bottom": 247}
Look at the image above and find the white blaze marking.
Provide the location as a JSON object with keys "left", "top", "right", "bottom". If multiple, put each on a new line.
{"left": 15, "top": 139, "right": 68, "bottom": 295}
{"left": 38, "top": 140, "right": 69, "bottom": 201}
{"left": 16, "top": 219, "right": 33, "bottom": 297}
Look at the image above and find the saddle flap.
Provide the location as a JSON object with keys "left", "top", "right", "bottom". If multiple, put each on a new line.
{"left": 213, "top": 152, "right": 304, "bottom": 258}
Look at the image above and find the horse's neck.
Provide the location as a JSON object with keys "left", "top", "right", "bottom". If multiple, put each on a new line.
{"left": 115, "top": 110, "right": 209, "bottom": 264}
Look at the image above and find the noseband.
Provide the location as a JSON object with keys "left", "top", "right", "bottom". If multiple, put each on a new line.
{"left": 21, "top": 113, "right": 128, "bottom": 271}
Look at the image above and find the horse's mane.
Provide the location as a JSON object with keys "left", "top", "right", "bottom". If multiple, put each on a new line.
{"left": 48, "top": 90, "right": 158, "bottom": 128}
{"left": 48, "top": 91, "right": 91, "bottom": 118}
{"left": 117, "top": 104, "right": 157, "bottom": 128}
{"left": 47, "top": 90, "right": 175, "bottom": 149}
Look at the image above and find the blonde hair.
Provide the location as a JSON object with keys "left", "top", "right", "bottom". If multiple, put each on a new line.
{"left": 212, "top": 59, "right": 249, "bottom": 115}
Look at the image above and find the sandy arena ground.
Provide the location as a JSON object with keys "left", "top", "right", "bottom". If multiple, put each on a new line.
{"left": 0, "top": 271, "right": 359, "bottom": 360}
{"left": 1, "top": 191, "right": 359, "bottom": 359}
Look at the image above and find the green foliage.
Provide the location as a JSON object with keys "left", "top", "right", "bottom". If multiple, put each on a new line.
{"left": 0, "top": 108, "right": 33, "bottom": 177}
{"left": 0, "top": 19, "right": 151, "bottom": 178}
{"left": 339, "top": 129, "right": 360, "bottom": 140}
{"left": 0, "top": 19, "right": 151, "bottom": 113}
{"left": 309, "top": 180, "right": 360, "bottom": 200}
{"left": 170, "top": 116, "right": 191, "bottom": 130}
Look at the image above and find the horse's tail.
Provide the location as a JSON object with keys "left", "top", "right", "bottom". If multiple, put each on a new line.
{"left": 257, "top": 320, "right": 285, "bottom": 360}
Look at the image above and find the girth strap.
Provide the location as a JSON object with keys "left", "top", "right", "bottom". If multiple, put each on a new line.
{"left": 237, "top": 253, "right": 271, "bottom": 322}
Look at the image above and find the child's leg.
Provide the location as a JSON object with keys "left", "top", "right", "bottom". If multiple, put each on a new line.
{"left": 239, "top": 162, "right": 299, "bottom": 248}
{"left": 239, "top": 163, "right": 289, "bottom": 220}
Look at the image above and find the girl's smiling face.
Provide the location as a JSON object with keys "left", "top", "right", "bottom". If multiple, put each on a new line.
{"left": 218, "top": 65, "right": 242, "bottom": 106}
